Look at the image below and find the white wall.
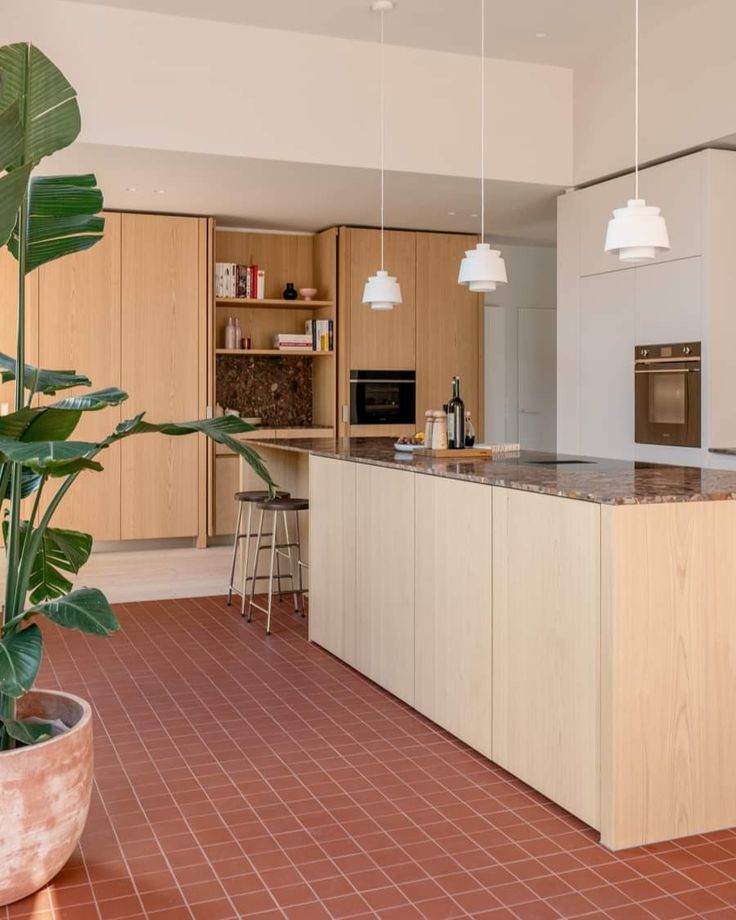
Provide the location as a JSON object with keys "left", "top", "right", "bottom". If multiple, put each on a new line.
{"left": 483, "top": 243, "right": 557, "bottom": 447}
{"left": 574, "top": 0, "right": 736, "bottom": 184}
{"left": 0, "top": 0, "right": 573, "bottom": 188}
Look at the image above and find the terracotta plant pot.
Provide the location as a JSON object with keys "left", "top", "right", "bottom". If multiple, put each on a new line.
{"left": 0, "top": 689, "right": 93, "bottom": 906}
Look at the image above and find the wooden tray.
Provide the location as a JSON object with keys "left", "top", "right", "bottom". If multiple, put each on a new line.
{"left": 413, "top": 447, "right": 494, "bottom": 458}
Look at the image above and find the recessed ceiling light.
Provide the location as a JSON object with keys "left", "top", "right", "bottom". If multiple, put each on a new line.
{"left": 125, "top": 186, "right": 136, "bottom": 192}
{"left": 535, "top": 31, "right": 547, "bottom": 38}
{"left": 154, "top": 189, "right": 166, "bottom": 194}
{"left": 448, "top": 211, "right": 456, "bottom": 216}
{"left": 470, "top": 212, "right": 479, "bottom": 218}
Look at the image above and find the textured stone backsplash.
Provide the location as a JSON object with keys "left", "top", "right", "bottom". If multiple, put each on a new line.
{"left": 216, "top": 355, "right": 313, "bottom": 426}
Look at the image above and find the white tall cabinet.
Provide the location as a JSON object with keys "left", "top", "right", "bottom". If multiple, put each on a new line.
{"left": 558, "top": 149, "right": 736, "bottom": 466}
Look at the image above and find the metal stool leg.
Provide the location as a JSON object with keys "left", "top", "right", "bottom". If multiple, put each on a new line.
{"left": 295, "top": 510, "right": 306, "bottom": 616}
{"left": 266, "top": 509, "right": 278, "bottom": 635}
{"left": 227, "top": 501, "right": 244, "bottom": 606}
{"left": 280, "top": 510, "right": 300, "bottom": 613}
{"left": 247, "top": 507, "right": 265, "bottom": 622}
{"left": 239, "top": 501, "right": 253, "bottom": 617}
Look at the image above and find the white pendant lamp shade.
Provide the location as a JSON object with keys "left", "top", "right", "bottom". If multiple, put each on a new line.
{"left": 364, "top": 0, "right": 402, "bottom": 311}
{"left": 458, "top": 243, "right": 507, "bottom": 292}
{"left": 604, "top": 198, "right": 670, "bottom": 263}
{"left": 605, "top": 0, "right": 670, "bottom": 263}
{"left": 457, "top": 0, "right": 507, "bottom": 293}
{"left": 363, "top": 269, "right": 402, "bottom": 311}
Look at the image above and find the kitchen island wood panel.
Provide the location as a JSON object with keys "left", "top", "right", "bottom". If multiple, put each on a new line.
{"left": 355, "top": 463, "right": 415, "bottom": 705}
{"left": 492, "top": 487, "right": 601, "bottom": 830}
{"left": 601, "top": 500, "right": 736, "bottom": 849}
{"left": 415, "top": 474, "right": 493, "bottom": 757}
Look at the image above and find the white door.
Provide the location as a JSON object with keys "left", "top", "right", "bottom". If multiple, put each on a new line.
{"left": 518, "top": 308, "right": 557, "bottom": 451}
{"left": 484, "top": 305, "right": 507, "bottom": 443}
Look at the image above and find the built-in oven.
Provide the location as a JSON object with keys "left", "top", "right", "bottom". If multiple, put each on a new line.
{"left": 635, "top": 342, "right": 701, "bottom": 448}
{"left": 350, "top": 370, "right": 416, "bottom": 426}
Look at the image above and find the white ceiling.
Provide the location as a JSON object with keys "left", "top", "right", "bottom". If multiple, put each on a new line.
{"left": 42, "top": 143, "right": 561, "bottom": 243}
{"left": 71, "top": 0, "right": 700, "bottom": 68}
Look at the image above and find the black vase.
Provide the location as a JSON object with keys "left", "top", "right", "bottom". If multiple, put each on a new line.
{"left": 283, "top": 282, "right": 298, "bottom": 300}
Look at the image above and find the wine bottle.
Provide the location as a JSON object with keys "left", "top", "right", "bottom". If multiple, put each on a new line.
{"left": 447, "top": 376, "right": 465, "bottom": 449}
{"left": 464, "top": 411, "right": 476, "bottom": 447}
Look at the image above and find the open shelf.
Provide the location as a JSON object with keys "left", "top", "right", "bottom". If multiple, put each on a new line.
{"left": 216, "top": 297, "right": 334, "bottom": 309}
{"left": 215, "top": 348, "right": 334, "bottom": 357}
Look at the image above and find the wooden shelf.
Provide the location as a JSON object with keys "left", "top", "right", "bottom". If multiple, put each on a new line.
{"left": 215, "top": 348, "right": 334, "bottom": 357}
{"left": 215, "top": 297, "right": 334, "bottom": 309}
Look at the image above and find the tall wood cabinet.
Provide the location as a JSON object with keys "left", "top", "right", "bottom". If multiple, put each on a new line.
{"left": 337, "top": 226, "right": 483, "bottom": 438}
{"left": 2, "top": 211, "right": 209, "bottom": 543}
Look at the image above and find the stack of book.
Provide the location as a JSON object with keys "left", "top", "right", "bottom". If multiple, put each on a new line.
{"left": 273, "top": 333, "right": 313, "bottom": 352}
{"left": 215, "top": 262, "right": 265, "bottom": 299}
{"left": 305, "top": 319, "right": 334, "bottom": 352}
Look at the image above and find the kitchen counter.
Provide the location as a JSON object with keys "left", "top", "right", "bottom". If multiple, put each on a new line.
{"left": 247, "top": 436, "right": 736, "bottom": 505}
{"left": 710, "top": 447, "right": 736, "bottom": 455}
{"left": 241, "top": 438, "right": 736, "bottom": 851}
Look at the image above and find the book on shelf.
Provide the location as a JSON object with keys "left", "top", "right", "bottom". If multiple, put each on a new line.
{"left": 305, "top": 319, "right": 334, "bottom": 352}
{"left": 273, "top": 333, "right": 313, "bottom": 351}
{"left": 215, "top": 262, "right": 264, "bottom": 299}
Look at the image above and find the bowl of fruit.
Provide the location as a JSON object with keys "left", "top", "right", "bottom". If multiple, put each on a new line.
{"left": 394, "top": 433, "right": 424, "bottom": 452}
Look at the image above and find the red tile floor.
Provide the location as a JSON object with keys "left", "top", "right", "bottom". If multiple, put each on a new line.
{"left": 8, "top": 595, "right": 736, "bottom": 920}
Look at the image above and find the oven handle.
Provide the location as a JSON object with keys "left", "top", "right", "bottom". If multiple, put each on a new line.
{"left": 350, "top": 378, "right": 416, "bottom": 384}
{"left": 635, "top": 367, "right": 700, "bottom": 374}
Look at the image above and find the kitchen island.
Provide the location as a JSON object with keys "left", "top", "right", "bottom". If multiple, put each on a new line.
{"left": 242, "top": 438, "right": 736, "bottom": 850}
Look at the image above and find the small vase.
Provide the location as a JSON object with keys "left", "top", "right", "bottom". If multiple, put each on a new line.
{"left": 282, "top": 282, "right": 298, "bottom": 301}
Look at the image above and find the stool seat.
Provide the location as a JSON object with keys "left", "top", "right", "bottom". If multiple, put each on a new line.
{"left": 235, "top": 489, "right": 289, "bottom": 502}
{"left": 257, "top": 497, "right": 309, "bottom": 512}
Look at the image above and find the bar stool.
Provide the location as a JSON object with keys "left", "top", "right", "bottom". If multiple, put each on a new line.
{"left": 247, "top": 496, "right": 309, "bottom": 634}
{"left": 227, "top": 489, "right": 289, "bottom": 616}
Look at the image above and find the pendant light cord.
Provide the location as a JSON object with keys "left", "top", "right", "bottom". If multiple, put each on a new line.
{"left": 380, "top": 6, "right": 385, "bottom": 270}
{"left": 634, "top": 0, "right": 639, "bottom": 200}
{"left": 480, "top": 0, "right": 485, "bottom": 243}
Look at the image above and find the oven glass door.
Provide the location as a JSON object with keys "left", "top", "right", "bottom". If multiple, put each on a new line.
{"left": 350, "top": 378, "right": 416, "bottom": 425}
{"left": 635, "top": 365, "right": 700, "bottom": 447}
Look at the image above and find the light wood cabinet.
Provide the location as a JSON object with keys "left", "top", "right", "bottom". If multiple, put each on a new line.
{"left": 355, "top": 463, "right": 415, "bottom": 704}
{"left": 492, "top": 487, "right": 601, "bottom": 829}
{"left": 416, "top": 232, "right": 483, "bottom": 434}
{"left": 38, "top": 213, "right": 122, "bottom": 541}
{"left": 308, "top": 455, "right": 357, "bottom": 661}
{"left": 346, "top": 228, "right": 416, "bottom": 371}
{"left": 120, "top": 213, "right": 205, "bottom": 540}
{"left": 414, "top": 475, "right": 492, "bottom": 756}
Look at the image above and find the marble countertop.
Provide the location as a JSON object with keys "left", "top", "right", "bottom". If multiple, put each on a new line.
{"left": 248, "top": 437, "right": 736, "bottom": 505}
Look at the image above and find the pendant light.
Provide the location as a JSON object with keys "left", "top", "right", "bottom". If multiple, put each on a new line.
{"left": 458, "top": 0, "right": 507, "bottom": 293}
{"left": 604, "top": 0, "right": 670, "bottom": 263}
{"left": 363, "top": 0, "right": 402, "bottom": 311}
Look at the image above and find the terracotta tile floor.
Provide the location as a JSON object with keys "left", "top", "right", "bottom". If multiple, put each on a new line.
{"left": 7, "top": 595, "right": 736, "bottom": 920}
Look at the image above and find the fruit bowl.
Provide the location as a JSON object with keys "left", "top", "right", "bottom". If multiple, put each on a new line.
{"left": 299, "top": 287, "right": 318, "bottom": 301}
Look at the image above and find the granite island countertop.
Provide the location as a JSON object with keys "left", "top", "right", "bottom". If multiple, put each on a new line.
{"left": 248, "top": 437, "right": 736, "bottom": 505}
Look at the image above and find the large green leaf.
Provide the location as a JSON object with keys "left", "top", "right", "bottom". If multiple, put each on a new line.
{"left": 32, "top": 587, "right": 119, "bottom": 636}
{"left": 101, "top": 413, "right": 275, "bottom": 489}
{"left": 50, "top": 387, "right": 127, "bottom": 413}
{"left": 0, "top": 390, "right": 128, "bottom": 445}
{"left": 0, "top": 465, "right": 41, "bottom": 500}
{"left": 0, "top": 353, "right": 91, "bottom": 395}
{"left": 8, "top": 174, "right": 104, "bottom": 272}
{"left": 0, "top": 438, "right": 103, "bottom": 476}
{"left": 0, "top": 44, "right": 81, "bottom": 167}
{"left": 0, "top": 624, "right": 42, "bottom": 698}
{"left": 0, "top": 163, "right": 30, "bottom": 248}
{"left": 1, "top": 718, "right": 55, "bottom": 745}
{"left": 1, "top": 522, "right": 93, "bottom": 604}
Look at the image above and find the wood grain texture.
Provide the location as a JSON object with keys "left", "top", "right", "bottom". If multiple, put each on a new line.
{"left": 215, "top": 231, "right": 315, "bottom": 300}
{"left": 492, "top": 487, "right": 601, "bottom": 829}
{"left": 416, "top": 232, "right": 483, "bottom": 435}
{"left": 308, "top": 455, "right": 356, "bottom": 660}
{"left": 601, "top": 501, "right": 736, "bottom": 849}
{"left": 414, "top": 475, "right": 492, "bottom": 757}
{"left": 120, "top": 213, "right": 201, "bottom": 539}
{"left": 37, "top": 212, "right": 122, "bottom": 541}
{"left": 348, "top": 228, "right": 416, "bottom": 372}
{"left": 312, "top": 228, "right": 338, "bottom": 429}
{"left": 355, "top": 463, "right": 415, "bottom": 704}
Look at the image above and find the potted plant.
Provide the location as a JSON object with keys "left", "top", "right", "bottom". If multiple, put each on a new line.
{"left": 0, "top": 43, "right": 274, "bottom": 905}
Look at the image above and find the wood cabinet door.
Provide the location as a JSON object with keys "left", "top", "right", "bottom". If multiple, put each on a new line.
{"left": 38, "top": 212, "right": 122, "bottom": 541}
{"left": 414, "top": 475, "right": 492, "bottom": 756}
{"left": 355, "top": 463, "right": 414, "bottom": 704}
{"left": 416, "top": 232, "right": 482, "bottom": 435}
{"left": 348, "top": 228, "right": 416, "bottom": 371}
{"left": 120, "top": 213, "right": 202, "bottom": 539}
{"left": 492, "top": 487, "right": 601, "bottom": 829}
{"left": 308, "top": 455, "right": 357, "bottom": 661}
